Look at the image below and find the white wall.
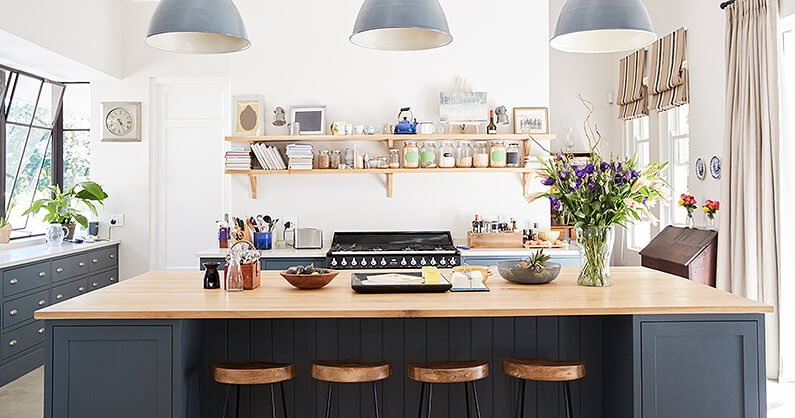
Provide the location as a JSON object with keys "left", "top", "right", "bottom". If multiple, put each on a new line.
{"left": 0, "top": 0, "right": 124, "bottom": 79}
{"left": 783, "top": 0, "right": 795, "bottom": 17}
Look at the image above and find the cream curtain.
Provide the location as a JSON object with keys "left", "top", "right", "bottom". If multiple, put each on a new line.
{"left": 617, "top": 49, "right": 649, "bottom": 120}
{"left": 717, "top": 0, "right": 781, "bottom": 379}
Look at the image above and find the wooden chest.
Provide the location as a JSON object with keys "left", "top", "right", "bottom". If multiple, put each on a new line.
{"left": 639, "top": 226, "right": 718, "bottom": 287}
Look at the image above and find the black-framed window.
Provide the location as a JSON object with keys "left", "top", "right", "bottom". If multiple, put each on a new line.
{"left": 1, "top": 64, "right": 90, "bottom": 239}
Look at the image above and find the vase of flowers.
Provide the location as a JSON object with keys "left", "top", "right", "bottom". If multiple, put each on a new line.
{"left": 678, "top": 194, "right": 697, "bottom": 228}
{"left": 702, "top": 199, "right": 719, "bottom": 229}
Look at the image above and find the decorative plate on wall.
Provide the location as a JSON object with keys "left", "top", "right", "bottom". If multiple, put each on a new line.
{"left": 695, "top": 158, "right": 706, "bottom": 181}
{"left": 710, "top": 156, "right": 722, "bottom": 179}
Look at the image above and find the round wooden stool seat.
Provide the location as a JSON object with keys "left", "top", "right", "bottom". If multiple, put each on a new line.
{"left": 407, "top": 360, "right": 490, "bottom": 384}
{"left": 311, "top": 360, "right": 392, "bottom": 383}
{"left": 502, "top": 358, "right": 586, "bottom": 382}
{"left": 213, "top": 362, "right": 296, "bottom": 385}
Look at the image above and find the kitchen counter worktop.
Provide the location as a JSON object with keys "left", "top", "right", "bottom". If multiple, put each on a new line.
{"left": 35, "top": 267, "right": 772, "bottom": 320}
{"left": 0, "top": 240, "right": 120, "bottom": 269}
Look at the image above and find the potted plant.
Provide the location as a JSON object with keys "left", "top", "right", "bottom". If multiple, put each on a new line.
{"left": 530, "top": 97, "right": 671, "bottom": 287}
{"left": 23, "top": 182, "right": 108, "bottom": 240}
{"left": 0, "top": 203, "right": 14, "bottom": 244}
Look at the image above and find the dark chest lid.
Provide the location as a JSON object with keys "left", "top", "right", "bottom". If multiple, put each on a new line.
{"left": 639, "top": 226, "right": 718, "bottom": 267}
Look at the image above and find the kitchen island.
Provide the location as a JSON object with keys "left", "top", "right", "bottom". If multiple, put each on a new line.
{"left": 35, "top": 268, "right": 771, "bottom": 418}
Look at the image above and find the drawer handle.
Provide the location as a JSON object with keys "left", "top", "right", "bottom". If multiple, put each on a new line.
{"left": 56, "top": 294, "right": 64, "bottom": 300}
{"left": 56, "top": 267, "right": 64, "bottom": 273}
{"left": 78, "top": 262, "right": 86, "bottom": 267}
{"left": 38, "top": 299, "right": 46, "bottom": 306}
{"left": 38, "top": 328, "right": 44, "bottom": 335}
{"left": 9, "top": 279, "right": 18, "bottom": 285}
{"left": 38, "top": 271, "right": 46, "bottom": 277}
{"left": 92, "top": 259, "right": 99, "bottom": 263}
{"left": 9, "top": 309, "right": 18, "bottom": 316}
{"left": 110, "top": 254, "right": 115, "bottom": 259}
{"left": 78, "top": 286, "right": 86, "bottom": 292}
{"left": 110, "top": 277, "right": 116, "bottom": 282}
{"left": 92, "top": 282, "right": 99, "bottom": 287}
{"left": 8, "top": 339, "right": 17, "bottom": 347}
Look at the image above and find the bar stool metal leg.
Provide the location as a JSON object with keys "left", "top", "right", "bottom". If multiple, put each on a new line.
{"left": 471, "top": 382, "right": 482, "bottom": 418}
{"left": 515, "top": 379, "right": 526, "bottom": 418}
{"left": 234, "top": 385, "right": 240, "bottom": 418}
{"left": 416, "top": 382, "right": 426, "bottom": 418}
{"left": 427, "top": 383, "right": 433, "bottom": 417}
{"left": 270, "top": 384, "right": 276, "bottom": 418}
{"left": 280, "top": 381, "right": 289, "bottom": 418}
{"left": 222, "top": 385, "right": 231, "bottom": 418}
{"left": 325, "top": 383, "right": 333, "bottom": 418}
{"left": 465, "top": 383, "right": 471, "bottom": 418}
{"left": 563, "top": 381, "right": 574, "bottom": 418}
{"left": 373, "top": 382, "right": 380, "bottom": 418}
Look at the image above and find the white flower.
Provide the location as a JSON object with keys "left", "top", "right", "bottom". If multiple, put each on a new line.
{"left": 624, "top": 198, "right": 638, "bottom": 209}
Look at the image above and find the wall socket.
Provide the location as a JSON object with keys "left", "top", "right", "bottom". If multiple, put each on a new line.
{"left": 283, "top": 217, "right": 298, "bottom": 230}
{"left": 108, "top": 214, "right": 125, "bottom": 227}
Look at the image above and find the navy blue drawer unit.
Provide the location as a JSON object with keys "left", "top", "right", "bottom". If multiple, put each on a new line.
{"left": 0, "top": 243, "right": 119, "bottom": 387}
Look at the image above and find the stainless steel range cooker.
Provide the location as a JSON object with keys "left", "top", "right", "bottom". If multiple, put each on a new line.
{"left": 325, "top": 231, "right": 461, "bottom": 269}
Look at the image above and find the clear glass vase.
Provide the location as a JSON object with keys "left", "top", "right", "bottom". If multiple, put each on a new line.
{"left": 706, "top": 216, "right": 716, "bottom": 229}
{"left": 576, "top": 226, "right": 615, "bottom": 287}
{"left": 686, "top": 215, "right": 695, "bottom": 229}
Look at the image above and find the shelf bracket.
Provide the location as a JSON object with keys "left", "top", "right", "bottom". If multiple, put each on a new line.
{"left": 523, "top": 172, "right": 532, "bottom": 197}
{"left": 386, "top": 173, "right": 394, "bottom": 198}
{"left": 248, "top": 174, "right": 258, "bottom": 199}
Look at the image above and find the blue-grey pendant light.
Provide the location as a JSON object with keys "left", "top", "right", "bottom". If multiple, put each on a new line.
{"left": 551, "top": 0, "right": 656, "bottom": 54}
{"left": 145, "top": 0, "right": 250, "bottom": 54}
{"left": 351, "top": 0, "right": 453, "bottom": 51}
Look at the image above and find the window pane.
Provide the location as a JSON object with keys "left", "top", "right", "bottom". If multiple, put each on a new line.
{"left": 33, "top": 83, "right": 64, "bottom": 128}
{"left": 637, "top": 141, "right": 650, "bottom": 168}
{"left": 674, "top": 137, "right": 690, "bottom": 165}
{"left": 631, "top": 221, "right": 652, "bottom": 249}
{"left": 2, "top": 71, "right": 16, "bottom": 110}
{"left": 5, "top": 124, "right": 30, "bottom": 199}
{"left": 63, "top": 84, "right": 90, "bottom": 130}
{"left": 7, "top": 128, "right": 51, "bottom": 228}
{"left": 64, "top": 131, "right": 91, "bottom": 189}
{"left": 7, "top": 75, "right": 41, "bottom": 125}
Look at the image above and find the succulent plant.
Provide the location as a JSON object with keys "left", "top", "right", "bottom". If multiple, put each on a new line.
{"left": 523, "top": 250, "right": 552, "bottom": 272}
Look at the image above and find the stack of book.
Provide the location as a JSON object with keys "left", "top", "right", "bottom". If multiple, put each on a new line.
{"left": 286, "top": 144, "right": 314, "bottom": 170}
{"left": 225, "top": 148, "right": 251, "bottom": 171}
{"left": 250, "top": 143, "right": 287, "bottom": 170}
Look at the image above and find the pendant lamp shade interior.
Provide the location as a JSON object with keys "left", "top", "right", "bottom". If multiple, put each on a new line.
{"left": 551, "top": 0, "right": 656, "bottom": 54}
{"left": 145, "top": 0, "right": 250, "bottom": 54}
{"left": 351, "top": 0, "right": 453, "bottom": 51}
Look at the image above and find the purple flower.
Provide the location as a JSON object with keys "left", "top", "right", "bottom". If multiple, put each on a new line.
{"left": 575, "top": 168, "right": 587, "bottom": 178}
{"left": 624, "top": 170, "right": 633, "bottom": 180}
{"left": 556, "top": 153, "right": 564, "bottom": 160}
{"left": 600, "top": 162, "right": 610, "bottom": 172}
{"left": 571, "top": 165, "right": 580, "bottom": 171}
{"left": 614, "top": 175, "right": 625, "bottom": 186}
{"left": 584, "top": 164, "right": 596, "bottom": 174}
{"left": 632, "top": 170, "right": 640, "bottom": 179}
{"left": 575, "top": 178, "right": 584, "bottom": 189}
{"left": 549, "top": 196, "right": 562, "bottom": 211}
{"left": 558, "top": 171, "right": 570, "bottom": 181}
{"left": 589, "top": 180, "right": 597, "bottom": 193}
{"left": 542, "top": 176, "right": 556, "bottom": 186}
{"left": 643, "top": 196, "right": 648, "bottom": 204}
{"left": 616, "top": 162, "right": 623, "bottom": 171}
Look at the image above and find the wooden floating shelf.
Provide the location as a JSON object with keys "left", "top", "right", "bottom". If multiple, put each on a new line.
{"left": 226, "top": 133, "right": 556, "bottom": 144}
{"left": 228, "top": 167, "right": 541, "bottom": 199}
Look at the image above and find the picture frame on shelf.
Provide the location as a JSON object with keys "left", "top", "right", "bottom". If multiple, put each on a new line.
{"left": 439, "top": 92, "right": 489, "bottom": 124}
{"left": 290, "top": 105, "right": 326, "bottom": 135}
{"left": 513, "top": 107, "right": 549, "bottom": 135}
{"left": 232, "top": 95, "right": 265, "bottom": 136}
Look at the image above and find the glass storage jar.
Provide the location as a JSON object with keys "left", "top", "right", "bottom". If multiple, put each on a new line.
{"left": 473, "top": 141, "right": 489, "bottom": 168}
{"left": 388, "top": 149, "right": 401, "bottom": 169}
{"left": 490, "top": 140, "right": 507, "bottom": 168}
{"left": 318, "top": 150, "right": 331, "bottom": 169}
{"left": 455, "top": 142, "right": 473, "bottom": 168}
{"left": 330, "top": 150, "right": 341, "bottom": 169}
{"left": 506, "top": 142, "right": 521, "bottom": 167}
{"left": 420, "top": 142, "right": 437, "bottom": 168}
{"left": 403, "top": 141, "right": 420, "bottom": 168}
{"left": 438, "top": 141, "right": 455, "bottom": 168}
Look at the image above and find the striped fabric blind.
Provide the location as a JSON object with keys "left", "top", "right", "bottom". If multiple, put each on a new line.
{"left": 617, "top": 49, "right": 649, "bottom": 120}
{"left": 649, "top": 27, "right": 689, "bottom": 112}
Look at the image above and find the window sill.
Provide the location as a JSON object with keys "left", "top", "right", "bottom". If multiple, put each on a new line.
{"left": 1, "top": 235, "right": 45, "bottom": 250}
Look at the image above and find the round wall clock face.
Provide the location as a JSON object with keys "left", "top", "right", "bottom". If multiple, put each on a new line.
{"left": 105, "top": 107, "right": 134, "bottom": 136}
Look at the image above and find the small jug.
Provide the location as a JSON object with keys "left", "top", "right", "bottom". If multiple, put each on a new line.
{"left": 46, "top": 223, "right": 68, "bottom": 247}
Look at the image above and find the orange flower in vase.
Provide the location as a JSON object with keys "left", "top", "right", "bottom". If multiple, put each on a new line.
{"left": 678, "top": 194, "right": 697, "bottom": 228}
{"left": 702, "top": 200, "right": 720, "bottom": 228}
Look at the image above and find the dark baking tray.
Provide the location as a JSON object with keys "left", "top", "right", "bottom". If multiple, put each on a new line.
{"left": 351, "top": 272, "right": 452, "bottom": 294}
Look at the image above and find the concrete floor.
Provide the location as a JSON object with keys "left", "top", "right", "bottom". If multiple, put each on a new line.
{"left": 0, "top": 367, "right": 793, "bottom": 417}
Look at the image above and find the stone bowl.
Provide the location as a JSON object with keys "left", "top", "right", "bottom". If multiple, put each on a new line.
{"left": 280, "top": 271, "right": 339, "bottom": 290}
{"left": 497, "top": 260, "right": 562, "bottom": 285}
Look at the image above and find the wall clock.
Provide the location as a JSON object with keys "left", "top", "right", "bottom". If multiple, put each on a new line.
{"left": 102, "top": 102, "right": 141, "bottom": 142}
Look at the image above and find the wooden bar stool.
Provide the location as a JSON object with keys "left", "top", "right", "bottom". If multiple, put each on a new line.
{"left": 213, "top": 362, "right": 296, "bottom": 418}
{"left": 408, "top": 360, "right": 489, "bottom": 418}
{"left": 502, "top": 358, "right": 586, "bottom": 418}
{"left": 311, "top": 360, "right": 392, "bottom": 418}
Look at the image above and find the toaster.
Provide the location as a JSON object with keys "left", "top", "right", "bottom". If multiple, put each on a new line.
{"left": 293, "top": 228, "right": 323, "bottom": 249}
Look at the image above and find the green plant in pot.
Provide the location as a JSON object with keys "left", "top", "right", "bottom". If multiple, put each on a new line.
{"left": 23, "top": 182, "right": 108, "bottom": 241}
{"left": 0, "top": 203, "right": 14, "bottom": 244}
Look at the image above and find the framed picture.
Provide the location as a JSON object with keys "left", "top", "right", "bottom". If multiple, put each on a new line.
{"left": 514, "top": 107, "right": 550, "bottom": 135}
{"left": 290, "top": 105, "right": 326, "bottom": 135}
{"left": 440, "top": 92, "right": 488, "bottom": 124}
{"left": 232, "top": 95, "right": 265, "bottom": 136}
{"left": 101, "top": 101, "right": 142, "bottom": 142}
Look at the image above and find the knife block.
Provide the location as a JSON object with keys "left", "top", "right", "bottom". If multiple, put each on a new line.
{"left": 224, "top": 260, "right": 261, "bottom": 290}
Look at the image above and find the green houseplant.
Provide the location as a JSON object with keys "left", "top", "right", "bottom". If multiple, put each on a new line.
{"left": 0, "top": 203, "right": 14, "bottom": 244}
{"left": 23, "top": 182, "right": 108, "bottom": 240}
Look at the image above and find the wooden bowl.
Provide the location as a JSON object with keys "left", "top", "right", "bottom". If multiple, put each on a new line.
{"left": 280, "top": 271, "right": 339, "bottom": 290}
{"left": 538, "top": 230, "right": 561, "bottom": 242}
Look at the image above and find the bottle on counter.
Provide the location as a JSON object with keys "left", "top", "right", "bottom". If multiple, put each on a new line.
{"left": 472, "top": 215, "right": 480, "bottom": 233}
{"left": 487, "top": 110, "right": 497, "bottom": 134}
{"left": 473, "top": 141, "right": 489, "bottom": 168}
{"left": 403, "top": 141, "right": 420, "bottom": 168}
{"left": 506, "top": 143, "right": 521, "bottom": 167}
{"left": 490, "top": 141, "right": 507, "bottom": 168}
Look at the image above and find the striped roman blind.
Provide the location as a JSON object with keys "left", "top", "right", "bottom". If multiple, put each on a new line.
{"left": 617, "top": 49, "right": 649, "bottom": 120}
{"left": 649, "top": 27, "right": 689, "bottom": 112}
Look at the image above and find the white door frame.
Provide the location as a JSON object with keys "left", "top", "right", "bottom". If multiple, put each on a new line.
{"left": 148, "top": 77, "right": 231, "bottom": 270}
